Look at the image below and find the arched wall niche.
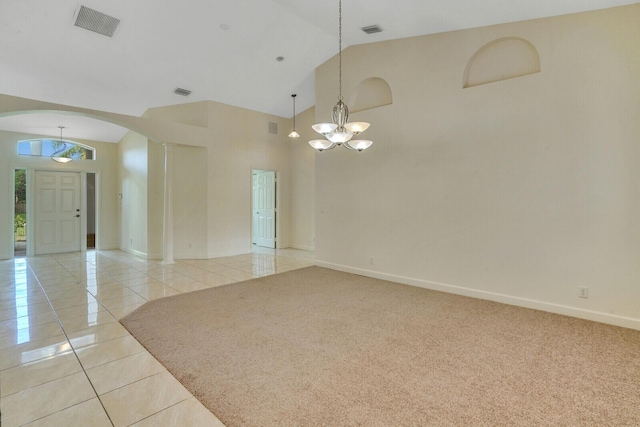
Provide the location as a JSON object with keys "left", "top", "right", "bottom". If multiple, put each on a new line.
{"left": 348, "top": 77, "right": 393, "bottom": 114}
{"left": 463, "top": 37, "right": 540, "bottom": 88}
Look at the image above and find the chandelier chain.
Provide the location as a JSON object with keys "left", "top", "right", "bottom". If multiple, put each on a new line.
{"left": 338, "top": 0, "right": 342, "bottom": 101}
{"left": 52, "top": 126, "right": 68, "bottom": 158}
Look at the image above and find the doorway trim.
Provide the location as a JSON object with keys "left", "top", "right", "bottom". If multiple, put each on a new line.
{"left": 251, "top": 169, "right": 277, "bottom": 249}
{"left": 21, "top": 168, "right": 97, "bottom": 257}
{"left": 12, "top": 168, "right": 27, "bottom": 257}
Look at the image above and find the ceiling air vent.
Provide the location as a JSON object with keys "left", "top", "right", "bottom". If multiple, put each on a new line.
{"left": 361, "top": 25, "right": 383, "bottom": 34}
{"left": 74, "top": 6, "right": 120, "bottom": 37}
{"left": 173, "top": 88, "right": 192, "bottom": 97}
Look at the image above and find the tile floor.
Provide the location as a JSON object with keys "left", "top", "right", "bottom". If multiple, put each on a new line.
{"left": 0, "top": 247, "right": 314, "bottom": 426}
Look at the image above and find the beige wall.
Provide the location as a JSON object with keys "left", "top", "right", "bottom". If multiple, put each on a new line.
{"left": 146, "top": 140, "right": 166, "bottom": 259}
{"left": 206, "top": 101, "right": 293, "bottom": 257}
{"left": 117, "top": 133, "right": 210, "bottom": 260}
{"left": 143, "top": 100, "right": 311, "bottom": 259}
{"left": 314, "top": 5, "right": 640, "bottom": 329}
{"left": 117, "top": 131, "right": 205, "bottom": 260}
{"left": 171, "top": 143, "right": 209, "bottom": 259}
{"left": 142, "top": 102, "right": 210, "bottom": 259}
{"left": 118, "top": 130, "right": 149, "bottom": 256}
{"left": 290, "top": 106, "right": 316, "bottom": 251}
{"left": 114, "top": 98, "right": 318, "bottom": 261}
{"left": 0, "top": 129, "right": 119, "bottom": 259}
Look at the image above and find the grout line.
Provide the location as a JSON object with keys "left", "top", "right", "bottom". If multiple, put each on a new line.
{"left": 26, "top": 256, "right": 117, "bottom": 427}
{"left": 12, "top": 396, "right": 100, "bottom": 426}
{"left": 124, "top": 395, "right": 193, "bottom": 426}
{"left": 4, "top": 248, "right": 314, "bottom": 426}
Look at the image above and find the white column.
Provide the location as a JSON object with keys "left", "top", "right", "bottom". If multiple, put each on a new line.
{"left": 162, "top": 143, "right": 176, "bottom": 264}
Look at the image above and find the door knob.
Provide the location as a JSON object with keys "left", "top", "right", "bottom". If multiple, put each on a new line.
{"left": 75, "top": 214, "right": 80, "bottom": 218}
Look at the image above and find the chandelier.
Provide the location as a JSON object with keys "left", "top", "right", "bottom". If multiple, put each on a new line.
{"left": 309, "top": 0, "right": 373, "bottom": 152}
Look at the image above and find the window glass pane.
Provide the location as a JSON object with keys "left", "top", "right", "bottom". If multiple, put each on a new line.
{"left": 18, "top": 139, "right": 95, "bottom": 160}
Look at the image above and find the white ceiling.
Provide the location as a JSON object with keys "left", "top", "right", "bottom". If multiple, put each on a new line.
{"left": 0, "top": 0, "right": 636, "bottom": 142}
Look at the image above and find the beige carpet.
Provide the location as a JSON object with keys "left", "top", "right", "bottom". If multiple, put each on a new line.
{"left": 121, "top": 266, "right": 640, "bottom": 426}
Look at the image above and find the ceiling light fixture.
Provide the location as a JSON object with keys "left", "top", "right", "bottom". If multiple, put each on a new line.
{"left": 309, "top": 0, "right": 372, "bottom": 152}
{"left": 288, "top": 94, "right": 300, "bottom": 138}
{"left": 51, "top": 126, "right": 73, "bottom": 163}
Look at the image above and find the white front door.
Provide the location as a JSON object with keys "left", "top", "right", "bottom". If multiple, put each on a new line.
{"left": 34, "top": 171, "right": 81, "bottom": 255}
{"left": 252, "top": 170, "right": 276, "bottom": 249}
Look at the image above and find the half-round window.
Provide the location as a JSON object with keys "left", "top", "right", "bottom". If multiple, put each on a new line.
{"left": 18, "top": 139, "right": 95, "bottom": 160}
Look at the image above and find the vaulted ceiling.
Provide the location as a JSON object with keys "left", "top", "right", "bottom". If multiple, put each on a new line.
{"left": 0, "top": 0, "right": 636, "bottom": 142}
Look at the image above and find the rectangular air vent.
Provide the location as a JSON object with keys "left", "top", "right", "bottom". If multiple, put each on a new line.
{"left": 361, "top": 25, "right": 383, "bottom": 34}
{"left": 75, "top": 6, "right": 120, "bottom": 37}
{"left": 268, "top": 122, "right": 278, "bottom": 135}
{"left": 173, "top": 88, "right": 192, "bottom": 96}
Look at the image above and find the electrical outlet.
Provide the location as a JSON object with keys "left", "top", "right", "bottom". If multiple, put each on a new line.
{"left": 579, "top": 286, "right": 589, "bottom": 298}
{"left": 369, "top": 256, "right": 374, "bottom": 265}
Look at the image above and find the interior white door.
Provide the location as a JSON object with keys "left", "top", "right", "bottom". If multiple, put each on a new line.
{"left": 252, "top": 170, "right": 276, "bottom": 248}
{"left": 34, "top": 171, "right": 81, "bottom": 255}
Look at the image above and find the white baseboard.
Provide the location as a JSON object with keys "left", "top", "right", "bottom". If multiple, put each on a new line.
{"left": 289, "top": 244, "right": 315, "bottom": 251}
{"left": 96, "top": 243, "right": 118, "bottom": 251}
{"left": 207, "top": 249, "right": 251, "bottom": 259}
{"left": 174, "top": 253, "right": 209, "bottom": 260}
{"left": 122, "top": 247, "right": 150, "bottom": 259}
{"left": 315, "top": 260, "right": 640, "bottom": 331}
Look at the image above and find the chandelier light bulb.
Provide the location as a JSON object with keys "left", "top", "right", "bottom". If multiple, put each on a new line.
{"left": 326, "top": 131, "right": 353, "bottom": 144}
{"left": 344, "top": 122, "right": 370, "bottom": 135}
{"left": 309, "top": 139, "right": 336, "bottom": 151}
{"left": 52, "top": 156, "right": 72, "bottom": 163}
{"left": 312, "top": 123, "right": 338, "bottom": 135}
{"left": 345, "top": 140, "right": 373, "bottom": 151}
